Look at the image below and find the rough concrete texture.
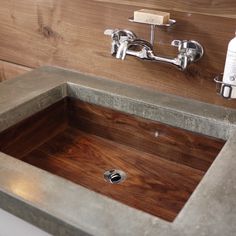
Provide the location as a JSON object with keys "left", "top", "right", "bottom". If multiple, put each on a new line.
{"left": 0, "top": 66, "right": 236, "bottom": 235}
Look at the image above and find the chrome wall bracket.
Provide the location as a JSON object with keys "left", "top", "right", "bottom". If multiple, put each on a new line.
{"left": 214, "top": 74, "right": 236, "bottom": 99}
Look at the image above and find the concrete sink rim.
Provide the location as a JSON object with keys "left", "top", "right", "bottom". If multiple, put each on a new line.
{"left": 0, "top": 66, "right": 235, "bottom": 236}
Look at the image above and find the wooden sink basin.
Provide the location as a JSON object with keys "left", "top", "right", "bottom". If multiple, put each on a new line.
{"left": 0, "top": 97, "right": 225, "bottom": 222}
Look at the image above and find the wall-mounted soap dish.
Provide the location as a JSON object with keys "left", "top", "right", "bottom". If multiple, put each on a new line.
{"left": 128, "top": 17, "right": 176, "bottom": 46}
{"left": 128, "top": 17, "right": 176, "bottom": 27}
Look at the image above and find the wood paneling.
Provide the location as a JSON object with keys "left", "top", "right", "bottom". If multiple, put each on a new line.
{"left": 68, "top": 98, "right": 224, "bottom": 172}
{"left": 23, "top": 127, "right": 204, "bottom": 222}
{"left": 0, "top": 99, "right": 68, "bottom": 158}
{"left": 0, "top": 98, "right": 225, "bottom": 222}
{"left": 0, "top": 60, "right": 31, "bottom": 82}
{"left": 95, "top": 0, "right": 236, "bottom": 18}
{"left": 0, "top": 0, "right": 236, "bottom": 108}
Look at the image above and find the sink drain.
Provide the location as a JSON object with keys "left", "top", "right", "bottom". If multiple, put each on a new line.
{"left": 104, "top": 169, "right": 127, "bottom": 184}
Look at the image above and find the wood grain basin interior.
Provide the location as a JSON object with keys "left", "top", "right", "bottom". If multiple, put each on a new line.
{"left": 0, "top": 97, "right": 225, "bottom": 222}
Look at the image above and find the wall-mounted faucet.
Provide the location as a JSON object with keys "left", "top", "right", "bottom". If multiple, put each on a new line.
{"left": 104, "top": 28, "right": 204, "bottom": 71}
{"left": 104, "top": 10, "right": 204, "bottom": 71}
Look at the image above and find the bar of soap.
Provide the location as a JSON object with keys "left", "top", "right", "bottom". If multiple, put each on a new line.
{"left": 134, "top": 9, "right": 170, "bottom": 25}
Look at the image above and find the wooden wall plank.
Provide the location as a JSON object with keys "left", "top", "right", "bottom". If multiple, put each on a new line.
{"left": 95, "top": 0, "right": 236, "bottom": 18}
{"left": 0, "top": 60, "right": 31, "bottom": 81}
{"left": 0, "top": 0, "right": 235, "bottom": 108}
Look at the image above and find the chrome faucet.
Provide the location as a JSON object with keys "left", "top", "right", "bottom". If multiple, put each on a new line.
{"left": 104, "top": 29, "right": 204, "bottom": 70}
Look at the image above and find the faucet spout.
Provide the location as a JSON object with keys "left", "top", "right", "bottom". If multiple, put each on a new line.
{"left": 115, "top": 38, "right": 186, "bottom": 70}
{"left": 116, "top": 40, "right": 129, "bottom": 60}
{"left": 116, "top": 39, "right": 154, "bottom": 60}
{"left": 148, "top": 51, "right": 188, "bottom": 70}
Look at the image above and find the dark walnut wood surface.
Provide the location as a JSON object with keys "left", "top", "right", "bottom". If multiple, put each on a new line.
{"left": 0, "top": 98, "right": 225, "bottom": 221}
{"left": 1, "top": 1, "right": 236, "bottom": 108}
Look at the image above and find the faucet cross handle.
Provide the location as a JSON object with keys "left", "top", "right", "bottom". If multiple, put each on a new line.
{"left": 171, "top": 40, "right": 204, "bottom": 63}
{"left": 104, "top": 29, "right": 137, "bottom": 55}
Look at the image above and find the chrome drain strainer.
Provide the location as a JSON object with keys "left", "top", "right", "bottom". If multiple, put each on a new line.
{"left": 104, "top": 169, "right": 127, "bottom": 184}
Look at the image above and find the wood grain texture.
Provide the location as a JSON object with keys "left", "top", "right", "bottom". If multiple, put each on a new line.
{"left": 0, "top": 98, "right": 225, "bottom": 221}
{"left": 0, "top": 60, "right": 31, "bottom": 81}
{"left": 23, "top": 127, "right": 204, "bottom": 222}
{"left": 68, "top": 98, "right": 224, "bottom": 172}
{"left": 0, "top": 1, "right": 236, "bottom": 108}
{"left": 95, "top": 0, "right": 236, "bottom": 18}
{"left": 0, "top": 99, "right": 68, "bottom": 158}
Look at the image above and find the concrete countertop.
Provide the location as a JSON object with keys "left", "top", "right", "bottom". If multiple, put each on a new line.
{"left": 0, "top": 66, "right": 236, "bottom": 236}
